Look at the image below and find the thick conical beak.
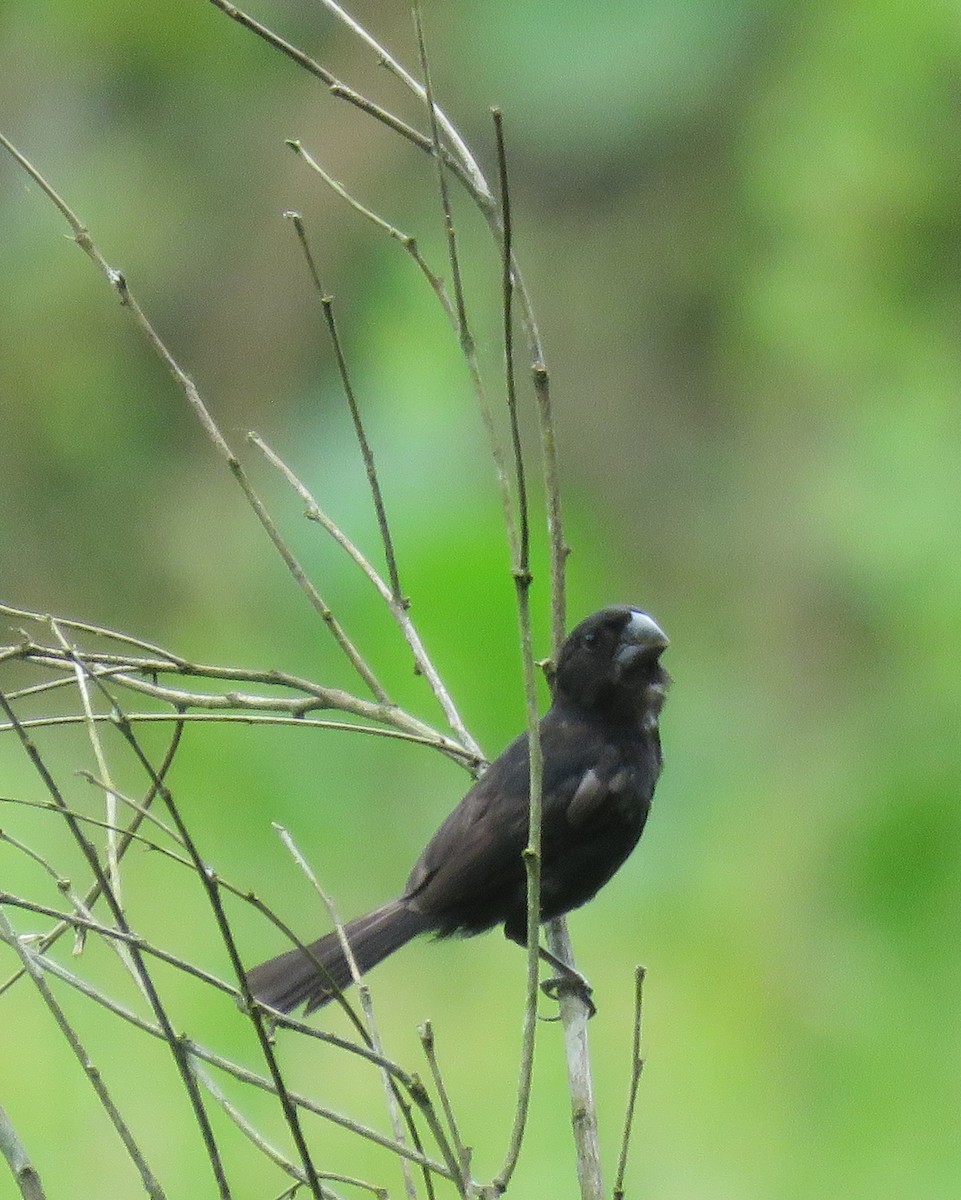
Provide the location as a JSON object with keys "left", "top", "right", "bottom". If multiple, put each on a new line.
{"left": 615, "top": 610, "right": 669, "bottom": 675}
{"left": 624, "top": 610, "right": 668, "bottom": 648}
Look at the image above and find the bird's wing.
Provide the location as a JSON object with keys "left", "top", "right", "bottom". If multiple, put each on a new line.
{"left": 403, "top": 731, "right": 531, "bottom": 902}
{"left": 563, "top": 744, "right": 633, "bottom": 828}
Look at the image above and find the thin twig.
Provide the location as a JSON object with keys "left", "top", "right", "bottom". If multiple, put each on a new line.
{"left": 0, "top": 893, "right": 238, "bottom": 998}
{"left": 532, "top": 357, "right": 568, "bottom": 661}
{"left": 613, "top": 966, "right": 647, "bottom": 1200}
{"left": 413, "top": 3, "right": 471, "bottom": 353}
{"left": 1, "top": 664, "right": 144, "bottom": 704}
{"left": 191, "top": 1063, "right": 325, "bottom": 1197}
{"left": 1, "top": 886, "right": 436, "bottom": 1090}
{"left": 248, "top": 433, "right": 484, "bottom": 763}
{"left": 1, "top": 633, "right": 476, "bottom": 763}
{"left": 0, "top": 603, "right": 202, "bottom": 662}
{"left": 1, "top": 794, "right": 181, "bottom": 864}
{"left": 492, "top": 109, "right": 530, "bottom": 580}
{"left": 286, "top": 141, "right": 456, "bottom": 325}
{"left": 0, "top": 135, "right": 387, "bottom": 705}
{"left": 274, "top": 826, "right": 465, "bottom": 1198}
{"left": 0, "top": 1104, "right": 48, "bottom": 1200}
{"left": 0, "top": 801, "right": 342, "bottom": 1000}
{"left": 278, "top": 830, "right": 418, "bottom": 1200}
{"left": 377, "top": 0, "right": 563, "bottom": 623}
{"left": 0, "top": 723, "right": 184, "bottom": 998}
{"left": 3, "top": 931, "right": 453, "bottom": 1180}
{"left": 0, "top": 829, "right": 67, "bottom": 894}
{"left": 285, "top": 211, "right": 404, "bottom": 603}
{"left": 419, "top": 1022, "right": 472, "bottom": 1192}
{"left": 285, "top": 142, "right": 518, "bottom": 569}
{"left": 77, "top": 770, "right": 183, "bottom": 847}
{"left": 311, "top": 0, "right": 490, "bottom": 201}
{"left": 0, "top": 709, "right": 472, "bottom": 760}
{"left": 48, "top": 618, "right": 123, "bottom": 901}
{"left": 0, "top": 691, "right": 233, "bottom": 1199}
{"left": 265, "top": 826, "right": 360, "bottom": 1022}
{"left": 92, "top": 688, "right": 325, "bottom": 1200}
{"left": 0, "top": 808, "right": 156, "bottom": 1005}
{"left": 200, "top": 0, "right": 549, "bottom": 454}
{"left": 490, "top": 103, "right": 542, "bottom": 1193}
{"left": 0, "top": 911, "right": 165, "bottom": 1199}
{"left": 205, "top": 0, "right": 485, "bottom": 202}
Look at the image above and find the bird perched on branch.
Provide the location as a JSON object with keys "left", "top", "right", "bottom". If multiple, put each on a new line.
{"left": 247, "top": 606, "right": 670, "bottom": 1015}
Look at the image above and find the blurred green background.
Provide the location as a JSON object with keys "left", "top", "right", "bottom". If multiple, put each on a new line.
{"left": 2, "top": 0, "right": 960, "bottom": 1196}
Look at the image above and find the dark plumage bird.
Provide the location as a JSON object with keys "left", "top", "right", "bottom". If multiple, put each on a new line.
{"left": 247, "top": 606, "right": 670, "bottom": 1014}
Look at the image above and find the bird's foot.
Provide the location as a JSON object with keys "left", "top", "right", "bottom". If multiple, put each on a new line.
{"left": 540, "top": 972, "right": 596, "bottom": 1019}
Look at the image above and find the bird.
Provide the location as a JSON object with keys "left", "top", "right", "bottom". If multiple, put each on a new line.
{"left": 246, "top": 606, "right": 670, "bottom": 1015}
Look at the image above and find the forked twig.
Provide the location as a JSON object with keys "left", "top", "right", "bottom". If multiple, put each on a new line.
{"left": 286, "top": 142, "right": 456, "bottom": 324}
{"left": 205, "top": 0, "right": 482, "bottom": 193}
{"left": 2, "top": 920, "right": 455, "bottom": 1180}
{"left": 1, "top": 613, "right": 478, "bottom": 765}
{"left": 311, "top": 0, "right": 490, "bottom": 201}
{"left": 70, "top": 663, "right": 324, "bottom": 1200}
{"left": 248, "top": 433, "right": 484, "bottom": 763}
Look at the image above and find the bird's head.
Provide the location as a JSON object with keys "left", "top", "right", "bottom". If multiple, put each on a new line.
{"left": 553, "top": 606, "right": 670, "bottom": 718}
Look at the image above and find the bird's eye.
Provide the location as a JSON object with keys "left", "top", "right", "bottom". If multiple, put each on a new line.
{"left": 582, "top": 630, "right": 597, "bottom": 647}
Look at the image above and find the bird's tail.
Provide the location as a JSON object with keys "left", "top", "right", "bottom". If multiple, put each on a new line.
{"left": 247, "top": 899, "right": 430, "bottom": 1014}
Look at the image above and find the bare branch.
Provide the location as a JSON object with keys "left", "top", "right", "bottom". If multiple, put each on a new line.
{"left": 311, "top": 0, "right": 490, "bottom": 200}
{"left": 545, "top": 920, "right": 604, "bottom": 1199}
{"left": 0, "top": 910, "right": 165, "bottom": 1199}
{"left": 0, "top": 723, "right": 184, "bottom": 998}
{"left": 0, "top": 630, "right": 478, "bottom": 765}
{"left": 489, "top": 100, "right": 542, "bottom": 1190}
{"left": 7, "top": 928, "right": 454, "bottom": 1181}
{"left": 248, "top": 434, "right": 485, "bottom": 762}
{"left": 48, "top": 619, "right": 123, "bottom": 903}
{"left": 286, "top": 142, "right": 456, "bottom": 324}
{"left": 414, "top": 3, "right": 472, "bottom": 353}
{"left": 0, "top": 137, "right": 387, "bottom": 706}
{"left": 285, "top": 211, "right": 405, "bottom": 603}
{"left": 0, "top": 1103, "right": 48, "bottom": 1200}
{"left": 272, "top": 825, "right": 467, "bottom": 1197}
{"left": 0, "top": 690, "right": 233, "bottom": 1198}
{"left": 613, "top": 966, "right": 647, "bottom": 1200}
{"left": 419, "top": 1021, "right": 472, "bottom": 1193}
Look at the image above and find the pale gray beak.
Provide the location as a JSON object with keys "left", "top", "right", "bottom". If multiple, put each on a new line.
{"left": 615, "top": 610, "right": 669, "bottom": 674}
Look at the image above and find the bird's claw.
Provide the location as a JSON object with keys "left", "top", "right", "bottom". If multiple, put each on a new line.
{"left": 540, "top": 975, "right": 597, "bottom": 1019}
